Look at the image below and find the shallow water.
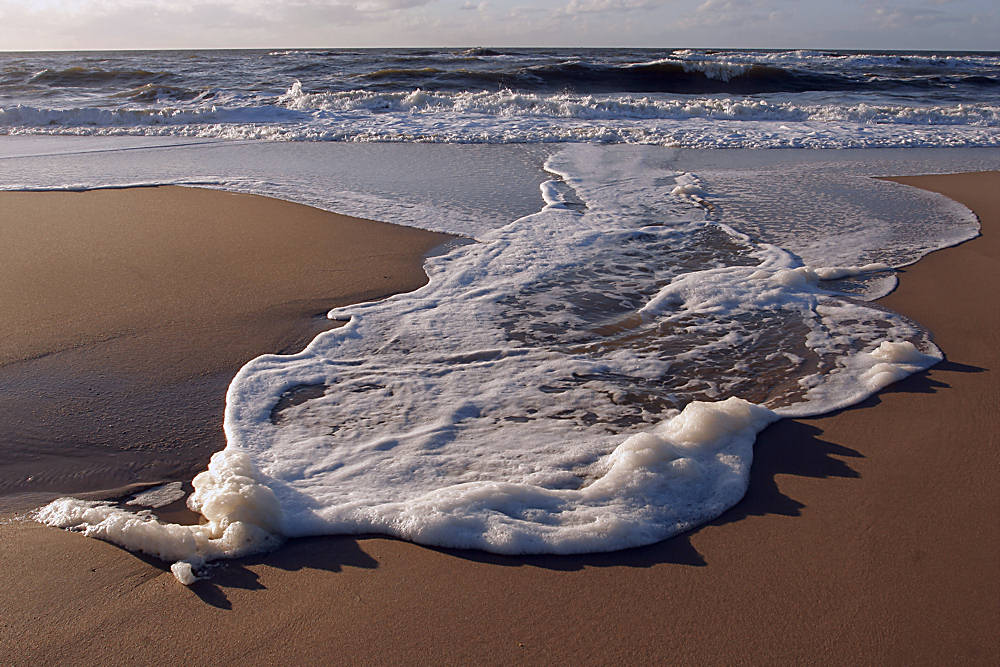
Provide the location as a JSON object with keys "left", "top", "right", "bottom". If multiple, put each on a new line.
{"left": 9, "top": 138, "right": 998, "bottom": 577}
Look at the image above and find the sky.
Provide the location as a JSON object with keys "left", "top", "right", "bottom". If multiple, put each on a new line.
{"left": 0, "top": 0, "right": 996, "bottom": 51}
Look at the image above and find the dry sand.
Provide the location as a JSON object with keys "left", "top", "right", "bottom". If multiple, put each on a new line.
{"left": 2, "top": 176, "right": 998, "bottom": 665}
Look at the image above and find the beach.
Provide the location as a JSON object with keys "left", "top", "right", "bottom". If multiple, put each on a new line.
{"left": 1, "top": 173, "right": 997, "bottom": 664}
{"left": 0, "top": 186, "right": 454, "bottom": 512}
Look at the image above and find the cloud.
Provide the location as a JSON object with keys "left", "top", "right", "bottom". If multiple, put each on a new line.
{"left": 0, "top": 1, "right": 270, "bottom": 49}
{"left": 349, "top": 0, "right": 436, "bottom": 9}
{"left": 556, "top": 0, "right": 788, "bottom": 31}
{"left": 262, "top": 0, "right": 438, "bottom": 19}
{"left": 0, "top": 0, "right": 447, "bottom": 49}
{"left": 662, "top": 0, "right": 784, "bottom": 29}
{"left": 862, "top": 0, "right": 982, "bottom": 29}
{"left": 561, "top": 0, "right": 667, "bottom": 13}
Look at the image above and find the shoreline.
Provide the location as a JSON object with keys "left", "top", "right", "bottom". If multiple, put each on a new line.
{"left": 2, "top": 174, "right": 998, "bottom": 663}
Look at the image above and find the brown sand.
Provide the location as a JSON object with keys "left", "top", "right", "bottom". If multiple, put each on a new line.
{"left": 0, "top": 186, "right": 454, "bottom": 510}
{"left": 2, "top": 175, "right": 998, "bottom": 665}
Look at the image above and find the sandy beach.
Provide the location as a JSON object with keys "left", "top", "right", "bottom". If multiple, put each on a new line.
{"left": 0, "top": 186, "right": 454, "bottom": 512}
{"left": 2, "top": 174, "right": 998, "bottom": 665}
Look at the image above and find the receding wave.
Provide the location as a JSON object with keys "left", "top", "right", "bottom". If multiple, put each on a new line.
{"left": 36, "top": 145, "right": 953, "bottom": 581}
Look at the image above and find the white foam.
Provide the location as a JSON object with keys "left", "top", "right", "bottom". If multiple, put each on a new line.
{"left": 862, "top": 340, "right": 941, "bottom": 391}
{"left": 170, "top": 561, "right": 199, "bottom": 585}
{"left": 35, "top": 143, "right": 948, "bottom": 580}
{"left": 2, "top": 85, "right": 998, "bottom": 148}
{"left": 670, "top": 172, "right": 708, "bottom": 206}
{"left": 813, "top": 263, "right": 892, "bottom": 280}
{"left": 777, "top": 339, "right": 940, "bottom": 418}
{"left": 38, "top": 451, "right": 284, "bottom": 583}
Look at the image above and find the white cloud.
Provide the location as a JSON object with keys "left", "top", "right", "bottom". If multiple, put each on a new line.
{"left": 350, "top": 0, "right": 436, "bottom": 9}
{"left": 0, "top": 0, "right": 449, "bottom": 49}
{"left": 561, "top": 0, "right": 667, "bottom": 13}
{"left": 863, "top": 0, "right": 981, "bottom": 29}
{"left": 649, "top": 0, "right": 781, "bottom": 30}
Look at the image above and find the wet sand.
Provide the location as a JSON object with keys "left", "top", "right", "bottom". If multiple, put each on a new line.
{"left": 2, "top": 175, "right": 998, "bottom": 664}
{"left": 0, "top": 186, "right": 454, "bottom": 510}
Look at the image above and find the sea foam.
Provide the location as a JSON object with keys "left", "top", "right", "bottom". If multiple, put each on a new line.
{"left": 2, "top": 83, "right": 998, "bottom": 148}
{"left": 38, "top": 144, "right": 944, "bottom": 583}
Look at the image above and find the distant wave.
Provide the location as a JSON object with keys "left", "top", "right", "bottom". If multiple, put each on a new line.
{"left": 333, "top": 60, "right": 858, "bottom": 94}
{"left": 458, "top": 47, "right": 507, "bottom": 57}
{"left": 359, "top": 67, "right": 446, "bottom": 81}
{"left": 110, "top": 83, "right": 213, "bottom": 103}
{"left": 27, "top": 67, "right": 174, "bottom": 87}
{"left": 332, "top": 56, "right": 1000, "bottom": 95}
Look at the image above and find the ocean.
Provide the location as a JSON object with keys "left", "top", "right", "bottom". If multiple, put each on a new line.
{"left": 2, "top": 48, "right": 999, "bottom": 146}
{"left": 2, "top": 48, "right": 999, "bottom": 582}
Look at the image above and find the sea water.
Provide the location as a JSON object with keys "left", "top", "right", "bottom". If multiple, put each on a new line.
{"left": 1, "top": 48, "right": 998, "bottom": 581}
{"left": 2, "top": 48, "right": 998, "bottom": 147}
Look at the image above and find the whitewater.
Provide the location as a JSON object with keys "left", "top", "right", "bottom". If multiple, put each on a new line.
{"left": 28, "top": 141, "right": 990, "bottom": 584}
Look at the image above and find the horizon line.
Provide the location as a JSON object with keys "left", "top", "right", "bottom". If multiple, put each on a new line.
{"left": 2, "top": 45, "right": 998, "bottom": 54}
